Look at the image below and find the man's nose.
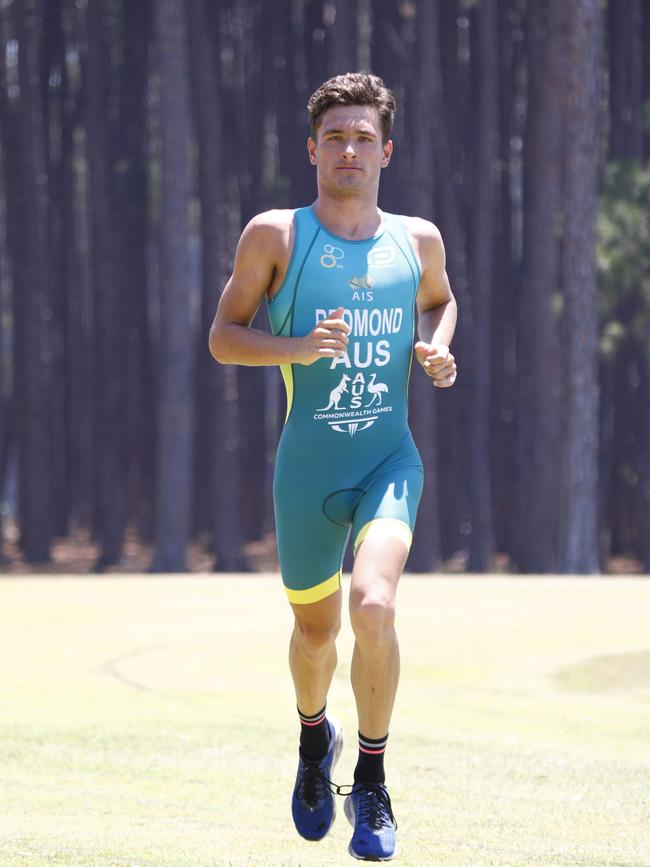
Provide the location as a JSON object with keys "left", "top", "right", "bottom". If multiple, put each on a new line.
{"left": 342, "top": 142, "right": 357, "bottom": 158}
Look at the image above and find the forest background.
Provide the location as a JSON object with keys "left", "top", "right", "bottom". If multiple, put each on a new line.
{"left": 0, "top": 0, "right": 648, "bottom": 576}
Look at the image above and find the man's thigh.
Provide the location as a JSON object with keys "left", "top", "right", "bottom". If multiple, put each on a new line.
{"left": 350, "top": 523, "right": 410, "bottom": 607}
{"left": 275, "top": 493, "right": 350, "bottom": 604}
{"left": 349, "top": 463, "right": 422, "bottom": 604}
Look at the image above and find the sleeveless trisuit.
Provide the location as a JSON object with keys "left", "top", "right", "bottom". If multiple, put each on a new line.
{"left": 267, "top": 206, "right": 424, "bottom": 604}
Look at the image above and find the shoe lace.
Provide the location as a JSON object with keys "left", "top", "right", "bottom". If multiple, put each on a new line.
{"left": 298, "top": 756, "right": 334, "bottom": 807}
{"left": 298, "top": 753, "right": 354, "bottom": 806}
{"left": 355, "top": 784, "right": 398, "bottom": 831}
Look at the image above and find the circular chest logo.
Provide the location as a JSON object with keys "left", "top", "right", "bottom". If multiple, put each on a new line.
{"left": 320, "top": 244, "right": 344, "bottom": 268}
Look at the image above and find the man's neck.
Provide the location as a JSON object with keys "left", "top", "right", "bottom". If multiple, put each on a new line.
{"left": 311, "top": 192, "right": 383, "bottom": 241}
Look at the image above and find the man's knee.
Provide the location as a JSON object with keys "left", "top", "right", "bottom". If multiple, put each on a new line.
{"left": 349, "top": 591, "right": 396, "bottom": 645}
{"left": 292, "top": 611, "right": 341, "bottom": 657}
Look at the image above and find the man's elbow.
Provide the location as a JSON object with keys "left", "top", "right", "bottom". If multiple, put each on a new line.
{"left": 208, "top": 324, "right": 230, "bottom": 364}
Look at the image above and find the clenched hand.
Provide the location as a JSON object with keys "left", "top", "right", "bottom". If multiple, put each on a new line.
{"left": 414, "top": 342, "right": 457, "bottom": 388}
{"left": 297, "top": 306, "right": 351, "bottom": 365}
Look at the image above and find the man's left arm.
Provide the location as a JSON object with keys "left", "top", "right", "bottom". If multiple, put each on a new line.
{"left": 405, "top": 217, "right": 458, "bottom": 388}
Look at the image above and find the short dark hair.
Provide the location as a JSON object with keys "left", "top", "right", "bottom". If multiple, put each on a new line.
{"left": 307, "top": 72, "right": 396, "bottom": 144}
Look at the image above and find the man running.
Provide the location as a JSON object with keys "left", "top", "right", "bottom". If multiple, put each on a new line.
{"left": 209, "top": 72, "right": 457, "bottom": 861}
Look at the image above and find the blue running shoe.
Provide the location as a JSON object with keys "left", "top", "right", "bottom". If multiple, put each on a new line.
{"left": 291, "top": 716, "right": 343, "bottom": 841}
{"left": 344, "top": 782, "right": 397, "bottom": 861}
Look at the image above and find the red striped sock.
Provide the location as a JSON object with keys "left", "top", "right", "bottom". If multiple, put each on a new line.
{"left": 298, "top": 705, "right": 330, "bottom": 761}
{"left": 354, "top": 731, "right": 388, "bottom": 784}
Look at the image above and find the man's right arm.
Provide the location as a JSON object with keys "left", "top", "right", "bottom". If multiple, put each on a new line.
{"left": 208, "top": 212, "right": 350, "bottom": 367}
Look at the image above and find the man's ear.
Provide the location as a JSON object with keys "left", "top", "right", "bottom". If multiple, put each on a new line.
{"left": 307, "top": 136, "right": 317, "bottom": 165}
{"left": 381, "top": 139, "right": 393, "bottom": 168}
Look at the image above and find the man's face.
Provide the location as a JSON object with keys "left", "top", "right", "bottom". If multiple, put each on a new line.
{"left": 307, "top": 105, "right": 392, "bottom": 195}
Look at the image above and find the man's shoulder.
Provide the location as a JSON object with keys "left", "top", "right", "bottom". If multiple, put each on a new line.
{"left": 394, "top": 214, "right": 443, "bottom": 244}
{"left": 238, "top": 209, "right": 295, "bottom": 260}
{"left": 393, "top": 215, "right": 445, "bottom": 273}
{"left": 246, "top": 208, "right": 295, "bottom": 235}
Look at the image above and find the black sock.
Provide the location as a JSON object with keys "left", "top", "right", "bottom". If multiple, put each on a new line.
{"left": 298, "top": 705, "right": 330, "bottom": 761}
{"left": 354, "top": 731, "right": 388, "bottom": 785}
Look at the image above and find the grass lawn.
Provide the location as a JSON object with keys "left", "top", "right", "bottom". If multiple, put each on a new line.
{"left": 0, "top": 574, "right": 649, "bottom": 867}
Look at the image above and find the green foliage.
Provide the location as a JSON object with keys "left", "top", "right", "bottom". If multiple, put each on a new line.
{"left": 597, "top": 162, "right": 650, "bottom": 359}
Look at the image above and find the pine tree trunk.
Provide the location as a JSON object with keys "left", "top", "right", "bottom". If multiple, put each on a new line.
{"left": 188, "top": 0, "right": 219, "bottom": 542}
{"left": 62, "top": 22, "right": 94, "bottom": 534}
{"left": 278, "top": 0, "right": 312, "bottom": 205}
{"left": 641, "top": 322, "right": 650, "bottom": 573}
{"left": 0, "top": 9, "right": 12, "bottom": 561}
{"left": 0, "top": 183, "right": 13, "bottom": 559}
{"left": 407, "top": 0, "right": 439, "bottom": 571}
{"left": 369, "top": 1, "right": 404, "bottom": 213}
{"left": 467, "top": 0, "right": 498, "bottom": 572}
{"left": 119, "top": 0, "right": 155, "bottom": 538}
{"left": 9, "top": 0, "right": 54, "bottom": 562}
{"left": 559, "top": 0, "right": 601, "bottom": 573}
{"left": 324, "top": 0, "right": 357, "bottom": 75}
{"left": 85, "top": 0, "right": 127, "bottom": 568}
{"left": 188, "top": 0, "right": 247, "bottom": 571}
{"left": 491, "top": 0, "right": 518, "bottom": 559}
{"left": 644, "top": 5, "right": 650, "bottom": 160}
{"left": 42, "top": 0, "right": 70, "bottom": 538}
{"left": 514, "top": 0, "right": 566, "bottom": 572}
{"left": 424, "top": 0, "right": 471, "bottom": 563}
{"left": 231, "top": 0, "right": 267, "bottom": 544}
{"left": 150, "top": 0, "right": 193, "bottom": 572}
{"left": 607, "top": 0, "right": 645, "bottom": 570}
{"left": 304, "top": 0, "right": 327, "bottom": 99}
{"left": 608, "top": 0, "right": 643, "bottom": 160}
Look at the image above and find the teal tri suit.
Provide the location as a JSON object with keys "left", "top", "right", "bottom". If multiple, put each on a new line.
{"left": 267, "top": 206, "right": 424, "bottom": 604}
